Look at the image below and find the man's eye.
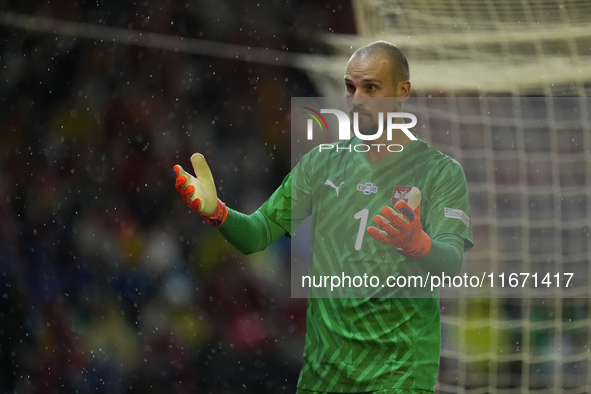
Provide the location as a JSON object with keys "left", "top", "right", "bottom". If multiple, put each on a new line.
{"left": 367, "top": 85, "right": 376, "bottom": 90}
{"left": 346, "top": 84, "right": 355, "bottom": 91}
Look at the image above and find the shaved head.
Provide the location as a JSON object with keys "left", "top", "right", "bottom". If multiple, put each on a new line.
{"left": 351, "top": 41, "right": 410, "bottom": 85}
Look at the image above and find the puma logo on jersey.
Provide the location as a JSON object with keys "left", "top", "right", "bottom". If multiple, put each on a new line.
{"left": 325, "top": 179, "right": 345, "bottom": 196}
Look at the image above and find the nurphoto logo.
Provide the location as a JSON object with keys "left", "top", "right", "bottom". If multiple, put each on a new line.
{"left": 302, "top": 107, "right": 417, "bottom": 153}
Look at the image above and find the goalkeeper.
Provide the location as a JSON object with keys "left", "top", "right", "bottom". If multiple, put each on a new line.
{"left": 174, "top": 41, "right": 473, "bottom": 394}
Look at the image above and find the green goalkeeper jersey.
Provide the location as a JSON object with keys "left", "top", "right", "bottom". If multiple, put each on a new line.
{"left": 260, "top": 137, "right": 474, "bottom": 392}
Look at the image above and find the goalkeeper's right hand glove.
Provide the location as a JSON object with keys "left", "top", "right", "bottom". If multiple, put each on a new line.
{"left": 173, "top": 153, "right": 228, "bottom": 227}
{"left": 367, "top": 187, "right": 432, "bottom": 259}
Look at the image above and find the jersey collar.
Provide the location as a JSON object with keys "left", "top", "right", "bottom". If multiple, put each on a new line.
{"left": 355, "top": 135, "right": 423, "bottom": 173}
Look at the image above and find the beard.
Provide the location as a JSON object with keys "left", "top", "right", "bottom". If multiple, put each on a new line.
{"left": 351, "top": 111, "right": 385, "bottom": 137}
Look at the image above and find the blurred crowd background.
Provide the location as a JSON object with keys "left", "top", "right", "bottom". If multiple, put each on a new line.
{"left": 0, "top": 1, "right": 356, "bottom": 393}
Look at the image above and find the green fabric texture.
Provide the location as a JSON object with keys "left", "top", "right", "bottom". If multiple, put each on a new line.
{"left": 257, "top": 137, "right": 473, "bottom": 392}
{"left": 219, "top": 206, "right": 463, "bottom": 276}
{"left": 217, "top": 208, "right": 285, "bottom": 254}
{"left": 416, "top": 233, "right": 463, "bottom": 276}
{"left": 215, "top": 137, "right": 473, "bottom": 393}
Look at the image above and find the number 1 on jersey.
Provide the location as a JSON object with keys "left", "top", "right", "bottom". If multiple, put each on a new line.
{"left": 353, "top": 209, "right": 369, "bottom": 251}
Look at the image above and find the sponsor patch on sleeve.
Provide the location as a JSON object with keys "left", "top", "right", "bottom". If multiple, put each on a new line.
{"left": 444, "top": 207, "right": 470, "bottom": 227}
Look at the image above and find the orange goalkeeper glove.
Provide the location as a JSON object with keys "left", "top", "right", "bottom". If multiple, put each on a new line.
{"left": 173, "top": 153, "right": 228, "bottom": 227}
{"left": 367, "top": 187, "right": 432, "bottom": 259}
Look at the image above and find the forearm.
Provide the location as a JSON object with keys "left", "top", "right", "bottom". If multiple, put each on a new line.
{"left": 415, "top": 234, "right": 464, "bottom": 276}
{"left": 217, "top": 208, "right": 286, "bottom": 255}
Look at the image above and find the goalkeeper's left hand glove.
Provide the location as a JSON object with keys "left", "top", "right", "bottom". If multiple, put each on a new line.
{"left": 367, "top": 188, "right": 432, "bottom": 259}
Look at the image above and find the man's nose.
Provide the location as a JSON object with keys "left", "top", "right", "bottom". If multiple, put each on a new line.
{"left": 348, "top": 91, "right": 367, "bottom": 109}
{"left": 353, "top": 88, "right": 369, "bottom": 99}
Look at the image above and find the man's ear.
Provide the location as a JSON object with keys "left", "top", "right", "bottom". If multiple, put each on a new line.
{"left": 397, "top": 80, "right": 411, "bottom": 103}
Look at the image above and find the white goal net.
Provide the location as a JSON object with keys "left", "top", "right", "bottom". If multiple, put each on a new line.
{"left": 323, "top": 0, "right": 591, "bottom": 96}
{"left": 407, "top": 96, "right": 591, "bottom": 394}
